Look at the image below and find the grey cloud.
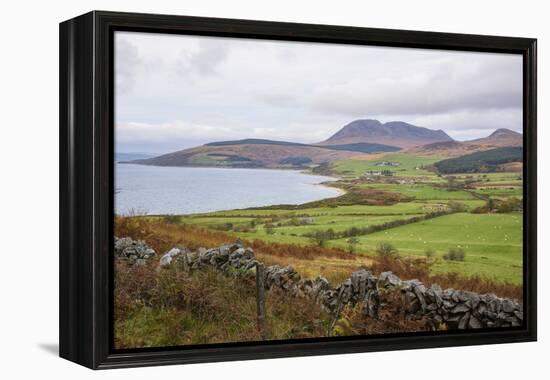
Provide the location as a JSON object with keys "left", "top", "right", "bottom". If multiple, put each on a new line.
{"left": 309, "top": 57, "right": 521, "bottom": 117}
{"left": 257, "top": 93, "right": 298, "bottom": 108}
{"left": 191, "top": 39, "right": 228, "bottom": 76}
{"left": 115, "top": 39, "right": 140, "bottom": 93}
{"left": 175, "top": 38, "right": 229, "bottom": 78}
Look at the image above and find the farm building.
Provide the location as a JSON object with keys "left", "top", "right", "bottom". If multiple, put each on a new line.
{"left": 375, "top": 161, "right": 401, "bottom": 167}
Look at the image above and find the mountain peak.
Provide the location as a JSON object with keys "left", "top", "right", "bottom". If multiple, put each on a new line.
{"left": 461, "top": 128, "right": 522, "bottom": 149}
{"left": 320, "top": 119, "right": 453, "bottom": 148}
{"left": 489, "top": 128, "right": 522, "bottom": 138}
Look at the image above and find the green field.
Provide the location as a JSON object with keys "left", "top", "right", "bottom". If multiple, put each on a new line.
{"left": 332, "top": 154, "right": 442, "bottom": 177}
{"left": 181, "top": 210, "right": 523, "bottom": 284}
{"left": 359, "top": 183, "right": 476, "bottom": 201}
{"left": 175, "top": 151, "right": 523, "bottom": 285}
{"left": 475, "top": 187, "right": 523, "bottom": 198}
{"left": 330, "top": 213, "right": 523, "bottom": 284}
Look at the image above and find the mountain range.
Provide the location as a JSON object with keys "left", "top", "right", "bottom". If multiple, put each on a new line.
{"left": 319, "top": 119, "right": 453, "bottom": 148}
{"left": 406, "top": 128, "right": 523, "bottom": 157}
{"left": 129, "top": 119, "right": 522, "bottom": 168}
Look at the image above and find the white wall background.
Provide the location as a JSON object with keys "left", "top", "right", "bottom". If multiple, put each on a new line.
{"left": 0, "top": 0, "right": 546, "bottom": 378}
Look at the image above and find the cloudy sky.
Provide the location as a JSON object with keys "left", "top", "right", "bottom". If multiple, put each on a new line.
{"left": 115, "top": 31, "right": 523, "bottom": 154}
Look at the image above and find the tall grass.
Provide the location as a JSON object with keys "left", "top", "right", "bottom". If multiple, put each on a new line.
{"left": 114, "top": 261, "right": 330, "bottom": 348}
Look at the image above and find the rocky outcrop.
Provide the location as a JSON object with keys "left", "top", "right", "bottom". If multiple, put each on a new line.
{"left": 117, "top": 236, "right": 523, "bottom": 330}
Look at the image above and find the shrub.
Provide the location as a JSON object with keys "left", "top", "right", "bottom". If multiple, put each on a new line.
{"left": 309, "top": 234, "right": 326, "bottom": 247}
{"left": 496, "top": 197, "right": 523, "bottom": 213}
{"left": 233, "top": 225, "right": 255, "bottom": 233}
{"left": 376, "top": 242, "right": 399, "bottom": 258}
{"left": 443, "top": 248, "right": 466, "bottom": 261}
{"left": 213, "top": 223, "right": 233, "bottom": 231}
{"left": 264, "top": 223, "right": 275, "bottom": 235}
{"left": 424, "top": 248, "right": 435, "bottom": 259}
{"left": 306, "top": 229, "right": 336, "bottom": 247}
{"left": 448, "top": 201, "right": 467, "bottom": 212}
{"left": 163, "top": 215, "right": 181, "bottom": 224}
{"left": 473, "top": 197, "right": 522, "bottom": 214}
{"left": 346, "top": 237, "right": 359, "bottom": 254}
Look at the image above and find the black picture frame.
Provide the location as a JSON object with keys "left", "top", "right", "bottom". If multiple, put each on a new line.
{"left": 59, "top": 10, "right": 537, "bottom": 369}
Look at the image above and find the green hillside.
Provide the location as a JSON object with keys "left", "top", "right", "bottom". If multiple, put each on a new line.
{"left": 435, "top": 147, "right": 523, "bottom": 174}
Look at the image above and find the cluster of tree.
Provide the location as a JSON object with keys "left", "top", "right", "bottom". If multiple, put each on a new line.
{"left": 424, "top": 247, "right": 467, "bottom": 261}
{"left": 278, "top": 156, "right": 313, "bottom": 166}
{"left": 310, "top": 162, "right": 332, "bottom": 176}
{"left": 472, "top": 197, "right": 523, "bottom": 213}
{"left": 447, "top": 201, "right": 468, "bottom": 212}
{"left": 439, "top": 176, "right": 477, "bottom": 191}
{"left": 434, "top": 147, "right": 523, "bottom": 174}
{"left": 213, "top": 222, "right": 257, "bottom": 233}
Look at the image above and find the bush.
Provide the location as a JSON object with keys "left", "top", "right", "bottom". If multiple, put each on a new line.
{"left": 306, "top": 229, "right": 336, "bottom": 246}
{"left": 424, "top": 248, "right": 435, "bottom": 259}
{"left": 309, "top": 234, "right": 326, "bottom": 247}
{"left": 443, "top": 248, "right": 466, "bottom": 261}
{"left": 448, "top": 201, "right": 467, "bottom": 212}
{"left": 472, "top": 197, "right": 523, "bottom": 214}
{"left": 163, "top": 215, "right": 181, "bottom": 224}
{"left": 376, "top": 242, "right": 399, "bottom": 258}
{"left": 496, "top": 197, "right": 523, "bottom": 213}
{"left": 346, "top": 237, "right": 359, "bottom": 254}
{"left": 264, "top": 223, "right": 275, "bottom": 235}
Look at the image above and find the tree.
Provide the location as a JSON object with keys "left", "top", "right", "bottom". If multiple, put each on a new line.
{"left": 346, "top": 237, "right": 359, "bottom": 254}
{"left": 309, "top": 234, "right": 326, "bottom": 247}
{"left": 264, "top": 223, "right": 275, "bottom": 235}
{"left": 376, "top": 242, "right": 399, "bottom": 258}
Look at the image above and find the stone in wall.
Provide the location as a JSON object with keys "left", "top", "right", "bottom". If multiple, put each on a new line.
{"left": 114, "top": 236, "right": 156, "bottom": 265}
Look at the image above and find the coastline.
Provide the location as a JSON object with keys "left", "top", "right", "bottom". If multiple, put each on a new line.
{"left": 116, "top": 163, "right": 347, "bottom": 216}
{"left": 316, "top": 180, "right": 347, "bottom": 197}
{"left": 121, "top": 161, "right": 348, "bottom": 196}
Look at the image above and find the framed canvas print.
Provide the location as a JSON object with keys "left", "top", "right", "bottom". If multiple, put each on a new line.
{"left": 59, "top": 11, "right": 537, "bottom": 369}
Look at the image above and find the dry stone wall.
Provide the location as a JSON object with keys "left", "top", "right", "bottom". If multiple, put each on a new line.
{"left": 114, "top": 237, "right": 156, "bottom": 265}
{"left": 116, "top": 236, "right": 523, "bottom": 330}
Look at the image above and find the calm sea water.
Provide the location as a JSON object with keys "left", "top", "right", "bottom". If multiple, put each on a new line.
{"left": 115, "top": 164, "right": 341, "bottom": 215}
